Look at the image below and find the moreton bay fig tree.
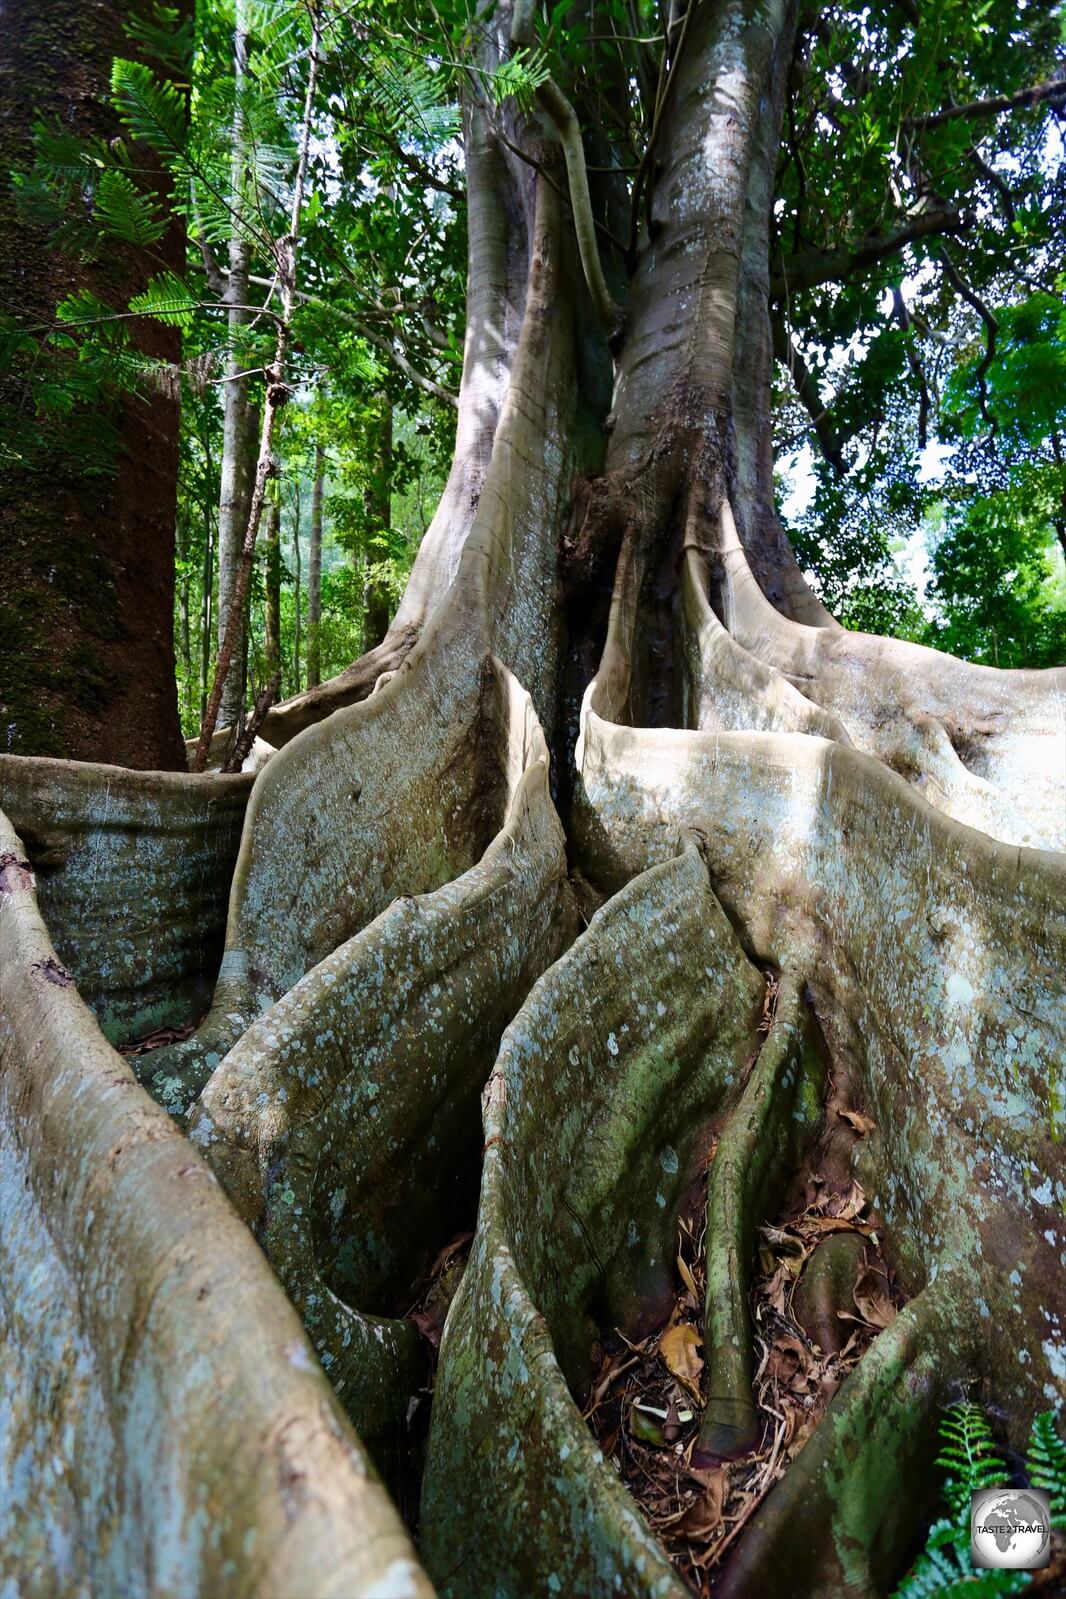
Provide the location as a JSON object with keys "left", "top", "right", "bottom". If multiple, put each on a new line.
{"left": 2, "top": 0, "right": 1064, "bottom": 1595}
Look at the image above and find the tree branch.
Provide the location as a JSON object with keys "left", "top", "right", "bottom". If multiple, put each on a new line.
{"left": 937, "top": 246, "right": 998, "bottom": 434}
{"left": 906, "top": 75, "right": 1066, "bottom": 131}
{"left": 771, "top": 315, "right": 846, "bottom": 476}
{"left": 891, "top": 286, "right": 931, "bottom": 450}
{"left": 771, "top": 207, "right": 963, "bottom": 297}
{"left": 245, "top": 273, "right": 458, "bottom": 407}
{"left": 357, "top": 326, "right": 459, "bottom": 407}
{"left": 968, "top": 145, "right": 1016, "bottom": 224}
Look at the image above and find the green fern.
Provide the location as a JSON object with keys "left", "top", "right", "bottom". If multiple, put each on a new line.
{"left": 486, "top": 47, "right": 552, "bottom": 113}
{"left": 29, "top": 124, "right": 100, "bottom": 188}
{"left": 891, "top": 1403, "right": 1063, "bottom": 1598}
{"left": 110, "top": 58, "right": 187, "bottom": 157}
{"left": 1026, "top": 1410, "right": 1066, "bottom": 1514}
{"left": 123, "top": 3, "right": 195, "bottom": 72}
{"left": 129, "top": 271, "right": 198, "bottom": 328}
{"left": 56, "top": 289, "right": 119, "bottom": 328}
{"left": 936, "top": 1402, "right": 1009, "bottom": 1518}
{"left": 94, "top": 168, "right": 167, "bottom": 246}
{"left": 371, "top": 55, "right": 460, "bottom": 147}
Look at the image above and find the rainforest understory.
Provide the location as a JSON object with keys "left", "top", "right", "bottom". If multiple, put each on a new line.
{"left": 1, "top": 0, "right": 1065, "bottom": 1595}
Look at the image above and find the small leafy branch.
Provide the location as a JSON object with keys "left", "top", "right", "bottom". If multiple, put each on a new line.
{"left": 892, "top": 1402, "right": 1065, "bottom": 1597}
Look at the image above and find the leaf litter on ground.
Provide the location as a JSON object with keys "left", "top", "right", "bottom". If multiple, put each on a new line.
{"left": 585, "top": 1146, "right": 906, "bottom": 1596}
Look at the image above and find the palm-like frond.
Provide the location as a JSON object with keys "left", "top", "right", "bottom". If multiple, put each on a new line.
{"left": 110, "top": 58, "right": 187, "bottom": 158}
{"left": 94, "top": 168, "right": 168, "bottom": 246}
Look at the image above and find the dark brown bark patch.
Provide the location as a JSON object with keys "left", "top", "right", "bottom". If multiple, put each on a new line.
{"left": 0, "top": 0, "right": 187, "bottom": 769}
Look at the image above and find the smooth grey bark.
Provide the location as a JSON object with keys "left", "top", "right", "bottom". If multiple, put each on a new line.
{"left": 216, "top": 0, "right": 256, "bottom": 729}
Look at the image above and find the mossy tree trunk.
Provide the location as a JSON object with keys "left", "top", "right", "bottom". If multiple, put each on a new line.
{"left": 0, "top": 0, "right": 188, "bottom": 769}
{"left": 2, "top": 0, "right": 1063, "bottom": 1595}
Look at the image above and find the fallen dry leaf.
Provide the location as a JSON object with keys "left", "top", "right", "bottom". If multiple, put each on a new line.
{"left": 851, "top": 1266, "right": 897, "bottom": 1329}
{"left": 837, "top": 1107, "right": 877, "bottom": 1137}
{"left": 764, "top": 1263, "right": 793, "bottom": 1316}
{"left": 677, "top": 1254, "right": 701, "bottom": 1301}
{"left": 669, "top": 1465, "right": 728, "bottom": 1541}
{"left": 826, "top": 1180, "right": 867, "bottom": 1220}
{"left": 660, "top": 1323, "right": 704, "bottom": 1389}
{"left": 768, "top": 1334, "right": 809, "bottom": 1391}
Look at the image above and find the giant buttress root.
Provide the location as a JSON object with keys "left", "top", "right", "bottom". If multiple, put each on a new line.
{"left": 420, "top": 845, "right": 774, "bottom": 1596}
{"left": 185, "top": 662, "right": 578, "bottom": 1487}
{"left": 554, "top": 538, "right": 1066, "bottom": 1592}
{"left": 0, "top": 755, "right": 251, "bottom": 1044}
{"left": 0, "top": 814, "right": 433, "bottom": 1598}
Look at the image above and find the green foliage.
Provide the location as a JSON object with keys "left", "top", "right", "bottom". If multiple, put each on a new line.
{"left": 892, "top": 1404, "right": 1065, "bottom": 1597}
{"left": 485, "top": 47, "right": 552, "bottom": 112}
{"left": 1027, "top": 1411, "right": 1066, "bottom": 1511}
{"left": 370, "top": 53, "right": 461, "bottom": 144}
{"left": 9, "top": 0, "right": 1061, "bottom": 746}
{"left": 774, "top": 0, "right": 1064, "bottom": 670}
{"left": 936, "top": 1403, "right": 1010, "bottom": 1520}
{"left": 128, "top": 271, "right": 199, "bottom": 328}
{"left": 94, "top": 168, "right": 168, "bottom": 246}
{"left": 924, "top": 482, "right": 1066, "bottom": 670}
{"left": 109, "top": 57, "right": 187, "bottom": 158}
{"left": 123, "top": 2, "right": 196, "bottom": 72}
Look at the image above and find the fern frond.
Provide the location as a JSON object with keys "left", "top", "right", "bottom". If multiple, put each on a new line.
{"left": 110, "top": 58, "right": 187, "bottom": 158}
{"left": 56, "top": 289, "right": 120, "bottom": 327}
{"left": 129, "top": 271, "right": 199, "bottom": 328}
{"left": 0, "top": 316, "right": 38, "bottom": 371}
{"left": 246, "top": 0, "right": 300, "bottom": 51}
{"left": 123, "top": 3, "right": 195, "bottom": 71}
{"left": 94, "top": 168, "right": 167, "bottom": 246}
{"left": 1026, "top": 1409, "right": 1066, "bottom": 1510}
{"left": 936, "top": 1402, "right": 1008, "bottom": 1518}
{"left": 31, "top": 124, "right": 100, "bottom": 188}
{"left": 486, "top": 47, "right": 552, "bottom": 113}
{"left": 371, "top": 55, "right": 460, "bottom": 148}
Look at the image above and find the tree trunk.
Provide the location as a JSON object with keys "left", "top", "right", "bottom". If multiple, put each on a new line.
{"left": 177, "top": 509, "right": 192, "bottom": 725}
{"left": 363, "top": 403, "right": 393, "bottom": 650}
{"left": 3, "top": 2, "right": 1063, "bottom": 1595}
{"left": 215, "top": 0, "right": 257, "bottom": 731}
{"left": 263, "top": 492, "right": 282, "bottom": 687}
{"left": 200, "top": 492, "right": 214, "bottom": 723}
{"left": 0, "top": 0, "right": 187, "bottom": 769}
{"left": 292, "top": 481, "right": 302, "bottom": 694}
{"left": 305, "top": 444, "right": 325, "bottom": 689}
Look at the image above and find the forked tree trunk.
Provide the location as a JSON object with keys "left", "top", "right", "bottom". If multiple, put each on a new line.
{"left": 2, "top": 1, "right": 1063, "bottom": 1595}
